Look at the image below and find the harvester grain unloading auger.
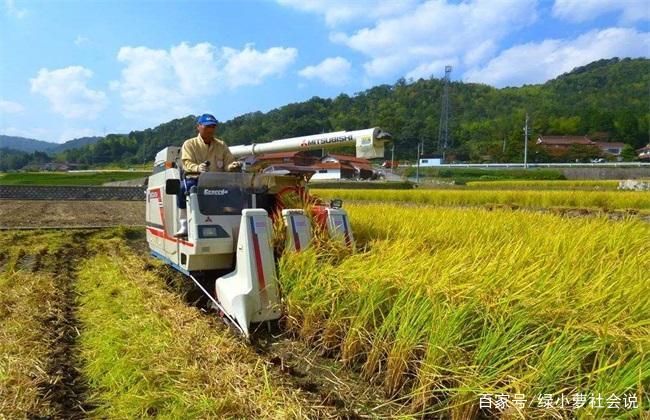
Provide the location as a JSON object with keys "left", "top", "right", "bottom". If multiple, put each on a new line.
{"left": 146, "top": 127, "right": 391, "bottom": 338}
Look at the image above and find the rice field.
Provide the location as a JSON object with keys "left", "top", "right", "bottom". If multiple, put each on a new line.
{"left": 465, "top": 180, "right": 621, "bottom": 189}
{"left": 1, "top": 181, "right": 648, "bottom": 418}
{"left": 311, "top": 188, "right": 650, "bottom": 213}
{"left": 279, "top": 203, "right": 650, "bottom": 417}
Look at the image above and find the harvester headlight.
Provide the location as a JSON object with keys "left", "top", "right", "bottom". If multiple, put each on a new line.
{"left": 201, "top": 227, "right": 218, "bottom": 237}
{"left": 330, "top": 199, "right": 343, "bottom": 209}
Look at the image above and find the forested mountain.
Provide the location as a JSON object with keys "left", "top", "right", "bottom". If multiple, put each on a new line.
{"left": 0, "top": 135, "right": 103, "bottom": 153}
{"left": 0, "top": 135, "right": 57, "bottom": 153}
{"left": 2, "top": 57, "right": 648, "bottom": 170}
{"left": 52, "top": 136, "right": 104, "bottom": 152}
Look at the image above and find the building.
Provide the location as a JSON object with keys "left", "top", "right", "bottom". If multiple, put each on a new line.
{"left": 321, "top": 153, "right": 375, "bottom": 179}
{"left": 536, "top": 136, "right": 595, "bottom": 157}
{"left": 536, "top": 136, "right": 627, "bottom": 160}
{"left": 594, "top": 142, "right": 626, "bottom": 157}
{"left": 637, "top": 145, "right": 650, "bottom": 160}
{"left": 309, "top": 162, "right": 357, "bottom": 180}
{"left": 418, "top": 154, "right": 443, "bottom": 167}
{"left": 252, "top": 151, "right": 319, "bottom": 167}
{"left": 253, "top": 151, "right": 377, "bottom": 180}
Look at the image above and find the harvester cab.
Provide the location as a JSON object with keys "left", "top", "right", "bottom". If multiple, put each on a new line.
{"left": 146, "top": 128, "right": 390, "bottom": 337}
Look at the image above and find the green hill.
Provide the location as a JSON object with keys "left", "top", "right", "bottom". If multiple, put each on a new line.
{"left": 3, "top": 57, "right": 648, "bottom": 170}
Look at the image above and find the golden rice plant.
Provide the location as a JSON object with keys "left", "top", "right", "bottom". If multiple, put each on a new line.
{"left": 278, "top": 203, "right": 650, "bottom": 417}
{"left": 311, "top": 188, "right": 650, "bottom": 212}
{"left": 465, "top": 180, "right": 620, "bottom": 189}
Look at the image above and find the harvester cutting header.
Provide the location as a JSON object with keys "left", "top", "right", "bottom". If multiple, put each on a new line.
{"left": 146, "top": 115, "right": 391, "bottom": 337}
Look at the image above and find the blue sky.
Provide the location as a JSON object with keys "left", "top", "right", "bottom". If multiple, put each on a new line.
{"left": 0, "top": 0, "right": 648, "bottom": 143}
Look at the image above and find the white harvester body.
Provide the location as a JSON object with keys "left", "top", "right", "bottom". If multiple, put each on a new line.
{"left": 146, "top": 128, "right": 389, "bottom": 337}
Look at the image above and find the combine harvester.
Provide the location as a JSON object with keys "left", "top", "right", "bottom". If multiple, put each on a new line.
{"left": 146, "top": 128, "right": 391, "bottom": 337}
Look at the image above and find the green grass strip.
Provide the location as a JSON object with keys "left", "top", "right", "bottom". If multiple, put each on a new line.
{"left": 0, "top": 171, "right": 149, "bottom": 186}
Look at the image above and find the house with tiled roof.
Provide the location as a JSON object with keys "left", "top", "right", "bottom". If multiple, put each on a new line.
{"left": 321, "top": 153, "right": 375, "bottom": 179}
{"left": 253, "top": 152, "right": 378, "bottom": 180}
{"left": 594, "top": 142, "right": 626, "bottom": 156}
{"left": 536, "top": 135, "right": 627, "bottom": 159}
{"left": 637, "top": 144, "right": 650, "bottom": 161}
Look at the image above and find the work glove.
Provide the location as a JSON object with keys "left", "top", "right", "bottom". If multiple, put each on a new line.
{"left": 227, "top": 161, "right": 243, "bottom": 172}
{"left": 198, "top": 162, "right": 209, "bottom": 172}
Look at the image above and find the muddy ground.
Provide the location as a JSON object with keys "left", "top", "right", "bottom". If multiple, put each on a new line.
{"left": 0, "top": 200, "right": 144, "bottom": 228}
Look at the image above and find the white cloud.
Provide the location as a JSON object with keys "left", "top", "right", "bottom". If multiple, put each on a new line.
{"left": 0, "top": 99, "right": 24, "bottom": 114}
{"left": 30, "top": 66, "right": 108, "bottom": 119}
{"left": 331, "top": 0, "right": 538, "bottom": 79}
{"left": 463, "top": 40, "right": 498, "bottom": 67}
{"left": 221, "top": 44, "right": 297, "bottom": 88}
{"left": 74, "top": 35, "right": 89, "bottom": 46}
{"left": 464, "top": 27, "right": 650, "bottom": 87}
{"left": 276, "top": 0, "right": 418, "bottom": 26}
{"left": 169, "top": 42, "right": 220, "bottom": 94}
{"left": 552, "top": 0, "right": 650, "bottom": 23}
{"left": 112, "top": 42, "right": 297, "bottom": 119}
{"left": 4, "top": 0, "right": 26, "bottom": 18}
{"left": 112, "top": 46, "right": 186, "bottom": 117}
{"left": 299, "top": 56, "right": 352, "bottom": 85}
{"left": 406, "top": 58, "right": 458, "bottom": 80}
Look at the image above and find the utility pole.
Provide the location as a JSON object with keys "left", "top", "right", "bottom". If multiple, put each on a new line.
{"left": 437, "top": 65, "right": 452, "bottom": 160}
{"left": 415, "top": 141, "right": 422, "bottom": 183}
{"left": 390, "top": 143, "right": 395, "bottom": 174}
{"left": 523, "top": 113, "right": 529, "bottom": 169}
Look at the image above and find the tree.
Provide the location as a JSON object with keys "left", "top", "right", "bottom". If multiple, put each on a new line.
{"left": 620, "top": 144, "right": 638, "bottom": 161}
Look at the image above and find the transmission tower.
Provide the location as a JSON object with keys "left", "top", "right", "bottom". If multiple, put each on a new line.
{"left": 437, "top": 65, "right": 452, "bottom": 154}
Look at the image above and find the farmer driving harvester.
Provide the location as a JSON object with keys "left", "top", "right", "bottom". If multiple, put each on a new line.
{"left": 175, "top": 113, "right": 242, "bottom": 237}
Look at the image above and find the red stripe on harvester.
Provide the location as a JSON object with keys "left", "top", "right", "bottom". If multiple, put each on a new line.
{"left": 146, "top": 226, "right": 194, "bottom": 247}
{"left": 148, "top": 187, "right": 194, "bottom": 247}
{"left": 290, "top": 216, "right": 301, "bottom": 251}
{"left": 341, "top": 215, "right": 352, "bottom": 247}
{"left": 249, "top": 217, "right": 268, "bottom": 306}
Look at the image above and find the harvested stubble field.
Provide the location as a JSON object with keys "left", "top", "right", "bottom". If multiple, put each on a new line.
{"left": 1, "top": 187, "right": 648, "bottom": 418}
{"left": 0, "top": 228, "right": 402, "bottom": 418}
{"left": 0, "top": 200, "right": 144, "bottom": 228}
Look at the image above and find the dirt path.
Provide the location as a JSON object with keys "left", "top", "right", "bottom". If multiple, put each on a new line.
{"left": 41, "top": 232, "right": 93, "bottom": 418}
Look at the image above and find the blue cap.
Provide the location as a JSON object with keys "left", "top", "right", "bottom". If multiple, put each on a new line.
{"left": 197, "top": 113, "right": 218, "bottom": 126}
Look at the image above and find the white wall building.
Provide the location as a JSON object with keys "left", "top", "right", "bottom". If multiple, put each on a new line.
{"left": 418, "top": 155, "right": 443, "bottom": 167}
